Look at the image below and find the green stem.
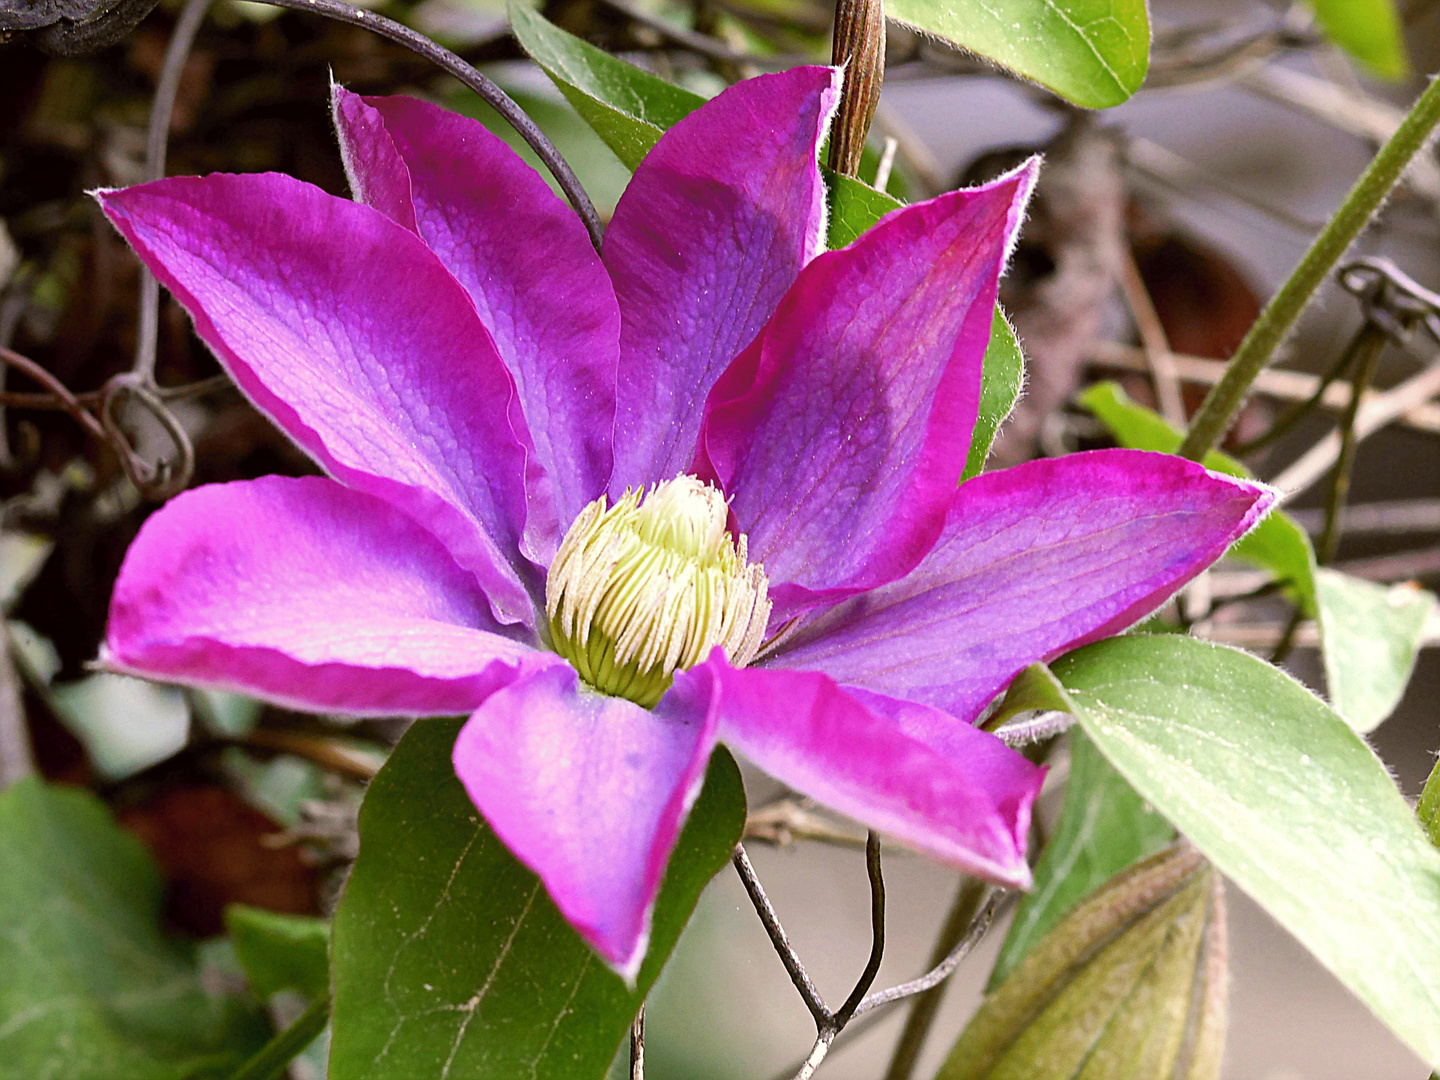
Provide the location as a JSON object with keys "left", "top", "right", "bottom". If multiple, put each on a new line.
{"left": 1178, "top": 75, "right": 1440, "bottom": 461}
{"left": 1316, "top": 325, "right": 1386, "bottom": 566}
{"left": 228, "top": 994, "right": 330, "bottom": 1080}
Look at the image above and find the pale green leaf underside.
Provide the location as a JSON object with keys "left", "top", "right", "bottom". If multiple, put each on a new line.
{"left": 1315, "top": 567, "right": 1435, "bottom": 733}
{"left": 1053, "top": 634, "right": 1440, "bottom": 1069}
{"left": 886, "top": 0, "right": 1149, "bottom": 108}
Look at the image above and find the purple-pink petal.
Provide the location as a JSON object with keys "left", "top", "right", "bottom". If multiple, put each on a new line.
{"left": 696, "top": 162, "right": 1036, "bottom": 621}
{"left": 604, "top": 65, "right": 840, "bottom": 492}
{"left": 452, "top": 662, "right": 719, "bottom": 980}
{"left": 105, "top": 476, "right": 544, "bottom": 715}
{"left": 773, "top": 449, "right": 1276, "bottom": 720}
{"left": 333, "top": 88, "right": 621, "bottom": 535}
{"left": 682, "top": 656, "right": 1040, "bottom": 885}
{"left": 98, "top": 174, "right": 542, "bottom": 626}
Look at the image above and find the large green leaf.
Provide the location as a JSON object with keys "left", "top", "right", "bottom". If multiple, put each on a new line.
{"left": 1081, "top": 381, "right": 1318, "bottom": 615}
{"left": 1306, "top": 0, "right": 1408, "bottom": 80}
{"left": 1051, "top": 634, "right": 1440, "bottom": 1069}
{"left": 328, "top": 717, "right": 746, "bottom": 1080}
{"left": 0, "top": 779, "right": 267, "bottom": 1079}
{"left": 1315, "top": 567, "right": 1435, "bottom": 733}
{"left": 886, "top": 0, "right": 1149, "bottom": 108}
{"left": 989, "top": 727, "right": 1173, "bottom": 987}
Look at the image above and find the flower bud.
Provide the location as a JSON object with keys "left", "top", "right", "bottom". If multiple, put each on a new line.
{"left": 545, "top": 476, "right": 771, "bottom": 708}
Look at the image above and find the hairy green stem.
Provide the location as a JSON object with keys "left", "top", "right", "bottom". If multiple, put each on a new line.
{"left": 1179, "top": 75, "right": 1440, "bottom": 461}
{"left": 227, "top": 994, "right": 330, "bottom": 1080}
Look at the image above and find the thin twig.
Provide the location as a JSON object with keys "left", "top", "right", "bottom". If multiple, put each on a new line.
{"left": 630, "top": 1004, "right": 645, "bottom": 1080}
{"left": 0, "top": 637, "right": 33, "bottom": 790}
{"left": 0, "top": 372, "right": 233, "bottom": 411}
{"left": 250, "top": 0, "right": 603, "bottom": 250}
{"left": 1288, "top": 498, "right": 1440, "bottom": 537}
{"left": 732, "top": 844, "right": 830, "bottom": 1025}
{"left": 1269, "top": 357, "right": 1440, "bottom": 499}
{"left": 879, "top": 880, "right": 986, "bottom": 1080}
{"left": 1087, "top": 341, "right": 1440, "bottom": 434}
{"left": 1117, "top": 245, "right": 1187, "bottom": 427}
{"left": 134, "top": 0, "right": 212, "bottom": 385}
{"left": 0, "top": 346, "right": 107, "bottom": 443}
{"left": 1231, "top": 327, "right": 1368, "bottom": 455}
{"left": 833, "top": 832, "right": 885, "bottom": 1027}
{"left": 1316, "top": 325, "right": 1387, "bottom": 565}
{"left": 861, "top": 887, "right": 1003, "bottom": 1019}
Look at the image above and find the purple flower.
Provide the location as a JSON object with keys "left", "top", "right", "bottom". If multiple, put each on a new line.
{"left": 97, "top": 66, "right": 1273, "bottom": 979}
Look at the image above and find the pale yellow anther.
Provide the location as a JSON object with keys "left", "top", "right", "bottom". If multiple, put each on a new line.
{"left": 545, "top": 476, "right": 772, "bottom": 708}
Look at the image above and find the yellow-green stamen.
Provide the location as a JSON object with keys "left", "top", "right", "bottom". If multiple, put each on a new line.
{"left": 545, "top": 476, "right": 771, "bottom": 708}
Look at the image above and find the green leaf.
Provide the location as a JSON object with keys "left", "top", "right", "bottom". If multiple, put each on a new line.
{"left": 941, "top": 845, "right": 1224, "bottom": 1080}
{"left": 225, "top": 905, "right": 330, "bottom": 1000}
{"left": 886, "top": 0, "right": 1149, "bottom": 109}
{"left": 1306, "top": 0, "right": 1409, "bottom": 80}
{"left": 1418, "top": 758, "right": 1440, "bottom": 849}
{"left": 1053, "top": 633, "right": 1440, "bottom": 1069}
{"left": 966, "top": 312, "right": 1026, "bottom": 479}
{"left": 989, "top": 728, "right": 1173, "bottom": 987}
{"left": 328, "top": 717, "right": 746, "bottom": 1080}
{"left": 1315, "top": 568, "right": 1436, "bottom": 733}
{"left": 1081, "top": 381, "right": 1318, "bottom": 615}
{"left": 49, "top": 673, "right": 190, "bottom": 781}
{"left": 508, "top": 2, "right": 913, "bottom": 251}
{"left": 0, "top": 531, "right": 50, "bottom": 610}
{"left": 0, "top": 779, "right": 267, "bottom": 1079}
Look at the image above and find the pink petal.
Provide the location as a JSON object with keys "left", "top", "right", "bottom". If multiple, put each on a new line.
{"left": 773, "top": 450, "right": 1277, "bottom": 720}
{"left": 604, "top": 66, "right": 840, "bottom": 492}
{"left": 333, "top": 88, "right": 621, "bottom": 534}
{"left": 683, "top": 656, "right": 1041, "bottom": 885}
{"left": 105, "top": 477, "right": 549, "bottom": 715}
{"left": 97, "top": 174, "right": 539, "bottom": 626}
{"left": 696, "top": 162, "right": 1037, "bottom": 621}
{"left": 452, "top": 662, "right": 719, "bottom": 980}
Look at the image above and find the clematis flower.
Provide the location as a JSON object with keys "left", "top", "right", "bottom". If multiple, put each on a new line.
{"left": 97, "top": 66, "right": 1273, "bottom": 980}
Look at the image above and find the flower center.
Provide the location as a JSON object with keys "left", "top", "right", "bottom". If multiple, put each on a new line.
{"left": 545, "top": 476, "right": 771, "bottom": 708}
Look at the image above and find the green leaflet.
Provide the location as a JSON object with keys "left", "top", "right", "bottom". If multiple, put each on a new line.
{"left": 886, "top": 0, "right": 1149, "bottom": 108}
{"left": 1305, "top": 0, "right": 1409, "bottom": 80}
{"left": 328, "top": 718, "right": 746, "bottom": 1080}
{"left": 1081, "top": 381, "right": 1318, "bottom": 615}
{"left": 1052, "top": 634, "right": 1440, "bottom": 1070}
{"left": 1314, "top": 567, "right": 1435, "bottom": 732}
{"left": 0, "top": 780, "right": 267, "bottom": 1080}
{"left": 226, "top": 905, "right": 331, "bottom": 1000}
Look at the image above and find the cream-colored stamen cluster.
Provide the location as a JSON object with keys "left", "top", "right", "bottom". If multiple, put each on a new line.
{"left": 546, "top": 476, "right": 771, "bottom": 708}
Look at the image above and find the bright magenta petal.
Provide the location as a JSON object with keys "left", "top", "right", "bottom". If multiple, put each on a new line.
{"left": 105, "top": 477, "right": 547, "bottom": 715}
{"left": 334, "top": 88, "right": 621, "bottom": 534}
{"left": 774, "top": 450, "right": 1277, "bottom": 719}
{"left": 97, "top": 175, "right": 539, "bottom": 625}
{"left": 605, "top": 66, "right": 840, "bottom": 491}
{"left": 697, "top": 162, "right": 1037, "bottom": 620}
{"left": 452, "top": 662, "right": 719, "bottom": 980}
{"left": 683, "top": 656, "right": 1041, "bottom": 885}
